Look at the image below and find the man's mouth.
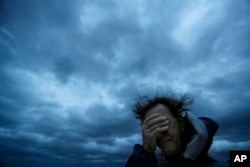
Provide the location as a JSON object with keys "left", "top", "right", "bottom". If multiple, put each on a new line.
{"left": 160, "top": 139, "right": 171, "bottom": 144}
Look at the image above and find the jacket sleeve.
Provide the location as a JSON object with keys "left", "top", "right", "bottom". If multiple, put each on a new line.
{"left": 124, "top": 144, "right": 157, "bottom": 167}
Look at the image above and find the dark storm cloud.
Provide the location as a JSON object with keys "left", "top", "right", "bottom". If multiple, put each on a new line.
{"left": 1, "top": 0, "right": 143, "bottom": 83}
{"left": 0, "top": 99, "right": 139, "bottom": 166}
{"left": 0, "top": 0, "right": 250, "bottom": 166}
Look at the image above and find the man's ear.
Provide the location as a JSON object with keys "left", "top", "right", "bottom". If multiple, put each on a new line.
{"left": 178, "top": 117, "right": 185, "bottom": 132}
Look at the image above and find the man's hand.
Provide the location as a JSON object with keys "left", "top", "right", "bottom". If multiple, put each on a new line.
{"left": 141, "top": 113, "right": 170, "bottom": 153}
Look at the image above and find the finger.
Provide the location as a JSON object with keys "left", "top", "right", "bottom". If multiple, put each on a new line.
{"left": 148, "top": 119, "right": 170, "bottom": 132}
{"left": 152, "top": 125, "right": 169, "bottom": 137}
{"left": 143, "top": 113, "right": 160, "bottom": 125}
{"left": 144, "top": 116, "right": 168, "bottom": 129}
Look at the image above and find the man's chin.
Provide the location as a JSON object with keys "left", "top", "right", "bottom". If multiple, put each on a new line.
{"left": 159, "top": 142, "right": 178, "bottom": 156}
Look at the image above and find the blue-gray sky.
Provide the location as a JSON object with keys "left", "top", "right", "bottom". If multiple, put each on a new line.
{"left": 0, "top": 0, "right": 250, "bottom": 166}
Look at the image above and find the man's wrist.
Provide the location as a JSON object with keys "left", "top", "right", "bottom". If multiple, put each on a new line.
{"left": 134, "top": 144, "right": 155, "bottom": 155}
{"left": 142, "top": 144, "right": 155, "bottom": 153}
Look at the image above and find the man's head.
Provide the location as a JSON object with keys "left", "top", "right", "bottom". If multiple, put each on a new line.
{"left": 133, "top": 95, "right": 192, "bottom": 156}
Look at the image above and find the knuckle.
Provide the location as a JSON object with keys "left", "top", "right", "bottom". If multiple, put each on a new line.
{"left": 148, "top": 134, "right": 153, "bottom": 138}
{"left": 152, "top": 131, "right": 157, "bottom": 136}
{"left": 144, "top": 130, "right": 150, "bottom": 136}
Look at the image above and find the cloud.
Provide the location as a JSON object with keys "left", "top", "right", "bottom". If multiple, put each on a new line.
{"left": 212, "top": 140, "right": 250, "bottom": 152}
{"left": 210, "top": 139, "right": 250, "bottom": 160}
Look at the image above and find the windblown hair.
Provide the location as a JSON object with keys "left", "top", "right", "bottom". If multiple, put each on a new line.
{"left": 132, "top": 94, "right": 193, "bottom": 121}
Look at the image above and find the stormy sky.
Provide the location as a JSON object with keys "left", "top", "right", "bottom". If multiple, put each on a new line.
{"left": 0, "top": 0, "right": 250, "bottom": 166}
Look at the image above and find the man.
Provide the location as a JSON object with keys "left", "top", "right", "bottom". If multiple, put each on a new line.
{"left": 125, "top": 95, "right": 227, "bottom": 167}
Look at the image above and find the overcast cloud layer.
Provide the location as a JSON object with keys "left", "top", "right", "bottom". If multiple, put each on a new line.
{"left": 0, "top": 0, "right": 250, "bottom": 166}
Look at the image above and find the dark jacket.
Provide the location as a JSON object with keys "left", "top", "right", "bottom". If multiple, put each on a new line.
{"left": 125, "top": 115, "right": 227, "bottom": 167}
